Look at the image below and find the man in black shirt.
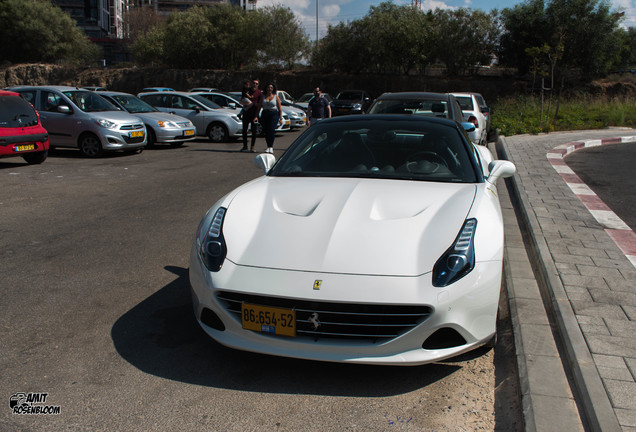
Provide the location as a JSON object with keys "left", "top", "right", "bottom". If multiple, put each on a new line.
{"left": 307, "top": 87, "right": 331, "bottom": 126}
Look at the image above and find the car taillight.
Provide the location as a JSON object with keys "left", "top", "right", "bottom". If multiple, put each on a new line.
{"left": 468, "top": 115, "right": 479, "bottom": 128}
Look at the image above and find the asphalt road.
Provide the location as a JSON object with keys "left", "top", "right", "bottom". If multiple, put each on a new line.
{"left": 564, "top": 141, "right": 636, "bottom": 231}
{"left": 1, "top": 130, "right": 521, "bottom": 431}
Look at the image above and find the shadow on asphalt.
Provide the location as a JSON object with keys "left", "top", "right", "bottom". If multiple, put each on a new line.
{"left": 111, "top": 265, "right": 463, "bottom": 397}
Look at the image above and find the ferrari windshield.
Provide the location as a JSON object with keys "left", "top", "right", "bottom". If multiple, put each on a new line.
{"left": 270, "top": 117, "right": 480, "bottom": 183}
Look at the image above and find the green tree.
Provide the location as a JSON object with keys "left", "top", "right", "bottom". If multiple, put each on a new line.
{"left": 432, "top": 9, "right": 500, "bottom": 76}
{"left": 0, "top": 0, "right": 100, "bottom": 65}
{"left": 252, "top": 6, "right": 310, "bottom": 69}
{"left": 499, "top": 0, "right": 625, "bottom": 78}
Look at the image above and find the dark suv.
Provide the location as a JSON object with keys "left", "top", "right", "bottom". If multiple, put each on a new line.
{"left": 331, "top": 90, "right": 373, "bottom": 116}
{"left": 0, "top": 91, "right": 49, "bottom": 164}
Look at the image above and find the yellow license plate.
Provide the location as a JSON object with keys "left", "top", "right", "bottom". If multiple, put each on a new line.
{"left": 184, "top": 129, "right": 195, "bottom": 136}
{"left": 15, "top": 144, "right": 35, "bottom": 152}
{"left": 130, "top": 131, "right": 144, "bottom": 138}
{"left": 241, "top": 303, "right": 296, "bottom": 337}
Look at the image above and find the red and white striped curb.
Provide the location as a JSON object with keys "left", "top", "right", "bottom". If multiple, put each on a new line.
{"left": 547, "top": 136, "right": 636, "bottom": 267}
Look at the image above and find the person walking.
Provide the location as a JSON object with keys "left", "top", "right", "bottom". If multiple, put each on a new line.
{"left": 306, "top": 87, "right": 331, "bottom": 126}
{"left": 259, "top": 83, "right": 283, "bottom": 154}
{"left": 240, "top": 78, "right": 262, "bottom": 152}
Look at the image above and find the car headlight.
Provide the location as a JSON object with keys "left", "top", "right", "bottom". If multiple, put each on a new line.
{"left": 198, "top": 207, "right": 227, "bottom": 272}
{"left": 353, "top": 103, "right": 362, "bottom": 110}
{"left": 96, "top": 119, "right": 117, "bottom": 129}
{"left": 432, "top": 219, "right": 476, "bottom": 287}
{"left": 158, "top": 120, "right": 178, "bottom": 128}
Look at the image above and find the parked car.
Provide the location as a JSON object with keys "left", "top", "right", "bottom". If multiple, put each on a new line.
{"left": 472, "top": 93, "right": 491, "bottom": 133}
{"left": 280, "top": 100, "right": 307, "bottom": 129}
{"left": 295, "top": 92, "right": 333, "bottom": 112}
{"left": 189, "top": 114, "right": 516, "bottom": 365}
{"left": 99, "top": 91, "right": 196, "bottom": 148}
{"left": 10, "top": 86, "right": 146, "bottom": 157}
{"left": 189, "top": 87, "right": 220, "bottom": 93}
{"left": 140, "top": 87, "right": 175, "bottom": 93}
{"left": 367, "top": 92, "right": 479, "bottom": 144}
{"left": 451, "top": 92, "right": 488, "bottom": 145}
{"left": 0, "top": 90, "right": 49, "bottom": 164}
{"left": 331, "top": 90, "right": 373, "bottom": 116}
{"left": 197, "top": 92, "right": 292, "bottom": 133}
{"left": 139, "top": 91, "right": 242, "bottom": 143}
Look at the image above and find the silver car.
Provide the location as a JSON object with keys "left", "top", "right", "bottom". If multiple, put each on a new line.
{"left": 139, "top": 92, "right": 242, "bottom": 143}
{"left": 100, "top": 91, "right": 195, "bottom": 147}
{"left": 11, "top": 86, "right": 146, "bottom": 157}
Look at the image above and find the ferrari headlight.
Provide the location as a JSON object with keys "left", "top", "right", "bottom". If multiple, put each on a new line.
{"left": 198, "top": 207, "right": 227, "bottom": 272}
{"left": 432, "top": 219, "right": 476, "bottom": 287}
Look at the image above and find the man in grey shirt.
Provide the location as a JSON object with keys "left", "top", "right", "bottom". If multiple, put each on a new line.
{"left": 307, "top": 87, "right": 331, "bottom": 126}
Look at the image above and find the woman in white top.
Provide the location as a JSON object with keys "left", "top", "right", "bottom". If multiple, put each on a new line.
{"left": 259, "top": 83, "right": 283, "bottom": 153}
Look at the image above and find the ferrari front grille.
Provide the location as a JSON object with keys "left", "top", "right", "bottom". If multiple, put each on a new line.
{"left": 216, "top": 291, "right": 433, "bottom": 343}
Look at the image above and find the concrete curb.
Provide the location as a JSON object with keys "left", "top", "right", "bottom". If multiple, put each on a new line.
{"left": 497, "top": 136, "right": 622, "bottom": 432}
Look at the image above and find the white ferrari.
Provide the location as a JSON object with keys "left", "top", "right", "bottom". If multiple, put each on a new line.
{"left": 189, "top": 115, "right": 516, "bottom": 365}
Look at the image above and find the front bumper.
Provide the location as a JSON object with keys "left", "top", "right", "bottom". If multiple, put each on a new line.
{"left": 189, "top": 243, "right": 502, "bottom": 365}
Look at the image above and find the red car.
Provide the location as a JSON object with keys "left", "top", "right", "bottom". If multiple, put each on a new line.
{"left": 0, "top": 90, "right": 49, "bottom": 164}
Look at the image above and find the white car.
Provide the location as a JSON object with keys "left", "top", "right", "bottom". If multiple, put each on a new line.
{"left": 189, "top": 115, "right": 516, "bottom": 366}
{"left": 451, "top": 92, "right": 488, "bottom": 145}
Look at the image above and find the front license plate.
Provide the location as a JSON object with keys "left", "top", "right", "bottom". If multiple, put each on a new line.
{"left": 241, "top": 303, "right": 296, "bottom": 337}
{"left": 184, "top": 129, "right": 195, "bottom": 136}
{"left": 130, "top": 131, "right": 144, "bottom": 138}
{"left": 15, "top": 144, "right": 35, "bottom": 152}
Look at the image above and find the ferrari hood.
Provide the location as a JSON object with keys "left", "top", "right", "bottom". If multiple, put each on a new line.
{"left": 222, "top": 177, "right": 476, "bottom": 276}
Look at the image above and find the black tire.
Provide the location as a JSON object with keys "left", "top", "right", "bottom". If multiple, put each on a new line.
{"left": 146, "top": 128, "right": 156, "bottom": 148}
{"left": 78, "top": 133, "right": 103, "bottom": 157}
{"left": 207, "top": 122, "right": 229, "bottom": 143}
{"left": 22, "top": 150, "right": 47, "bottom": 165}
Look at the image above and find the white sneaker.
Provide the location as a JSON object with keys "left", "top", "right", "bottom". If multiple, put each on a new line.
{"left": 266, "top": 148, "right": 273, "bottom": 153}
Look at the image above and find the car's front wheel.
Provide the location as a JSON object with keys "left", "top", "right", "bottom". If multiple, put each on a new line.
{"left": 78, "top": 133, "right": 103, "bottom": 157}
{"left": 146, "top": 128, "right": 156, "bottom": 148}
{"left": 22, "top": 150, "right": 47, "bottom": 165}
{"left": 207, "top": 122, "right": 228, "bottom": 143}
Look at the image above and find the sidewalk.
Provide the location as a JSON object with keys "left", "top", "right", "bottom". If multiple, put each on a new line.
{"left": 495, "top": 130, "right": 636, "bottom": 432}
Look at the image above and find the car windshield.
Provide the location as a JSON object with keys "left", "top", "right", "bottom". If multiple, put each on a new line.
{"left": 63, "top": 90, "right": 118, "bottom": 112}
{"left": 336, "top": 91, "right": 363, "bottom": 100}
{"left": 269, "top": 118, "right": 478, "bottom": 183}
{"left": 110, "top": 94, "right": 157, "bottom": 113}
{"left": 0, "top": 95, "right": 38, "bottom": 127}
{"left": 191, "top": 94, "right": 221, "bottom": 109}
{"left": 297, "top": 93, "right": 314, "bottom": 103}
{"left": 368, "top": 98, "right": 451, "bottom": 118}
{"left": 455, "top": 96, "right": 475, "bottom": 111}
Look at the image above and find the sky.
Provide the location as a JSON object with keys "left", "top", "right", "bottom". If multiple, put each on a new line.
{"left": 256, "top": 0, "right": 636, "bottom": 40}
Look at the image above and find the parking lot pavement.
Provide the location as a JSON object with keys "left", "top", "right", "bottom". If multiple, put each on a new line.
{"left": 495, "top": 130, "right": 636, "bottom": 432}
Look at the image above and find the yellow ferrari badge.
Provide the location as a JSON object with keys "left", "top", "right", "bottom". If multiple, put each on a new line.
{"left": 313, "top": 280, "right": 322, "bottom": 290}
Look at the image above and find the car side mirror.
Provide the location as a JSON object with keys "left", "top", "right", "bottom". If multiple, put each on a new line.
{"left": 57, "top": 105, "right": 71, "bottom": 114}
{"left": 229, "top": 103, "right": 237, "bottom": 109}
{"left": 254, "top": 153, "right": 276, "bottom": 174}
{"left": 487, "top": 160, "right": 516, "bottom": 184}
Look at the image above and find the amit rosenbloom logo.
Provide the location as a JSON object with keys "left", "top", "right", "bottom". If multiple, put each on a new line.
{"left": 9, "top": 392, "right": 61, "bottom": 415}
